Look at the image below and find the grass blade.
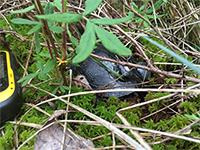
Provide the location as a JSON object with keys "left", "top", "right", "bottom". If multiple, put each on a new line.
{"left": 142, "top": 36, "right": 200, "bottom": 75}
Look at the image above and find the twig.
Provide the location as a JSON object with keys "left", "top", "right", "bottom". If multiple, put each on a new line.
{"left": 90, "top": 53, "right": 200, "bottom": 83}
{"left": 92, "top": 133, "right": 112, "bottom": 141}
{"left": 116, "top": 112, "right": 152, "bottom": 150}
{"left": 0, "top": 1, "right": 31, "bottom": 14}
{"left": 117, "top": 83, "right": 200, "bottom": 113}
{"left": 61, "top": 69, "right": 72, "bottom": 150}
{"left": 140, "top": 100, "right": 182, "bottom": 121}
{"left": 23, "top": 36, "right": 34, "bottom": 77}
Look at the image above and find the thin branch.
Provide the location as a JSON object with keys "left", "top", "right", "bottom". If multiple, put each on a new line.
{"left": 90, "top": 53, "right": 200, "bottom": 83}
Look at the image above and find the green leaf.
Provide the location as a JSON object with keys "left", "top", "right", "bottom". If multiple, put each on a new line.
{"left": 52, "top": 87, "right": 59, "bottom": 94}
{"left": 62, "top": 85, "right": 71, "bottom": 90}
{"left": 43, "top": 60, "right": 56, "bottom": 73}
{"left": 70, "top": 36, "right": 79, "bottom": 46}
{"left": 94, "top": 25, "right": 131, "bottom": 56}
{"left": 53, "top": 0, "right": 62, "bottom": 11}
{"left": 33, "top": 55, "right": 46, "bottom": 63}
{"left": 131, "top": 2, "right": 144, "bottom": 14}
{"left": 10, "top": 3, "right": 46, "bottom": 14}
{"left": 10, "top": 5, "right": 35, "bottom": 14}
{"left": 131, "top": 2, "right": 138, "bottom": 9}
{"left": 139, "top": 4, "right": 145, "bottom": 11}
{"left": 45, "top": 2, "right": 54, "bottom": 27}
{"left": 142, "top": 36, "right": 200, "bottom": 75}
{"left": 66, "top": 25, "right": 79, "bottom": 46}
{"left": 36, "top": 13, "right": 82, "bottom": 23}
{"left": 72, "top": 21, "right": 96, "bottom": 63}
{"left": 49, "top": 26, "right": 64, "bottom": 33}
{"left": 39, "top": 53, "right": 52, "bottom": 58}
{"left": 146, "top": 0, "right": 163, "bottom": 14}
{"left": 60, "top": 86, "right": 65, "bottom": 93}
{"left": 135, "top": 18, "right": 143, "bottom": 23}
{"left": 38, "top": 71, "right": 48, "bottom": 80}
{"left": 37, "top": 61, "right": 44, "bottom": 70}
{"left": 17, "top": 72, "right": 39, "bottom": 83}
{"left": 83, "top": 0, "right": 102, "bottom": 16}
{"left": 90, "top": 12, "right": 134, "bottom": 25}
{"left": 28, "top": 24, "right": 43, "bottom": 35}
{"left": 22, "top": 80, "right": 29, "bottom": 87}
{"left": 35, "top": 30, "right": 40, "bottom": 54}
{"left": 44, "top": 2, "right": 53, "bottom": 15}
{"left": 135, "top": 15, "right": 150, "bottom": 27}
{"left": 18, "top": 72, "right": 39, "bottom": 87}
{"left": 147, "top": 14, "right": 164, "bottom": 19}
{"left": 143, "top": 16, "right": 150, "bottom": 28}
{"left": 11, "top": 18, "right": 42, "bottom": 25}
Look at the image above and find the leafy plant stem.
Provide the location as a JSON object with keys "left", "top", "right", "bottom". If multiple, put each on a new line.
{"left": 31, "top": 0, "right": 68, "bottom": 86}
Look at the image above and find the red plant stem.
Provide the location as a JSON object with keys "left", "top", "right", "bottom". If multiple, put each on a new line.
{"left": 46, "top": 39, "right": 54, "bottom": 60}
{"left": 62, "top": 0, "right": 66, "bottom": 13}
{"left": 62, "top": 0, "right": 67, "bottom": 59}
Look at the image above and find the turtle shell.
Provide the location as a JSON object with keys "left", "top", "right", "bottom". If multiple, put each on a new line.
{"left": 71, "top": 45, "right": 149, "bottom": 98}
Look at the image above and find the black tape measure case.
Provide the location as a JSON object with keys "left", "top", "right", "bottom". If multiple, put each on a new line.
{"left": 0, "top": 50, "right": 23, "bottom": 125}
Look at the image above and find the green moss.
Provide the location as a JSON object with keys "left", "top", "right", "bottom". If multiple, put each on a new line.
{"left": 178, "top": 101, "right": 198, "bottom": 114}
{"left": 165, "top": 145, "right": 177, "bottom": 150}
{"left": 145, "top": 92, "right": 170, "bottom": 101}
{"left": 0, "top": 16, "right": 11, "bottom": 30}
{"left": 144, "top": 119, "right": 156, "bottom": 129}
{"left": 151, "top": 143, "right": 165, "bottom": 150}
{"left": 167, "top": 115, "right": 190, "bottom": 131}
{"left": 166, "top": 78, "right": 176, "bottom": 84}
{"left": 0, "top": 123, "right": 15, "bottom": 150}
